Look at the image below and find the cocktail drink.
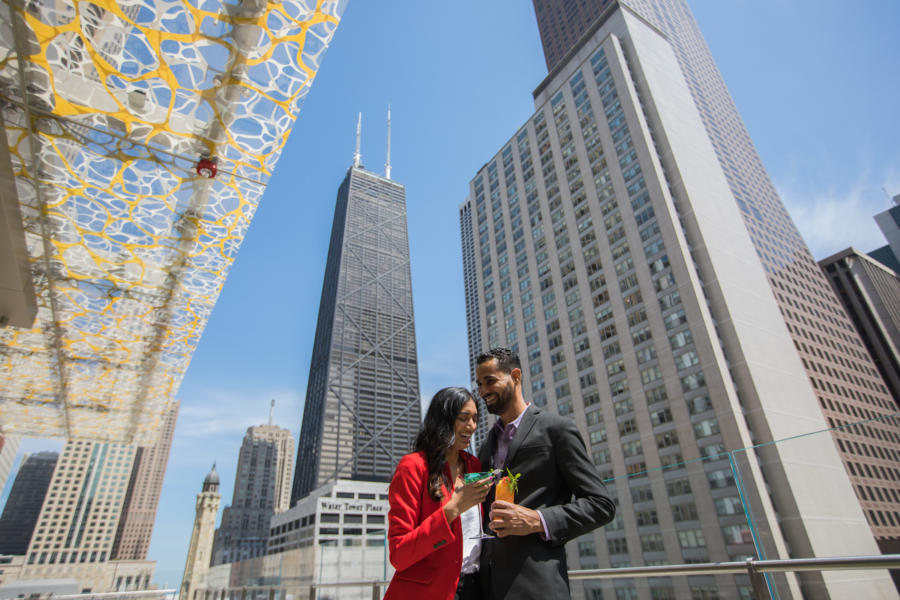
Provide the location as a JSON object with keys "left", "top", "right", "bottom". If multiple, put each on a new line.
{"left": 494, "top": 468, "right": 521, "bottom": 503}
{"left": 463, "top": 469, "right": 501, "bottom": 485}
{"left": 495, "top": 477, "right": 514, "bottom": 502}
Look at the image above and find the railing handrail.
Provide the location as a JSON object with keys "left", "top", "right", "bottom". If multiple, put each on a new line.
{"left": 567, "top": 554, "right": 900, "bottom": 580}
{"left": 302, "top": 554, "right": 900, "bottom": 589}
{"left": 51, "top": 591, "right": 177, "bottom": 600}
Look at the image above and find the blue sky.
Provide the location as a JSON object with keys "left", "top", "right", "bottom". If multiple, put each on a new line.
{"left": 3, "top": 0, "right": 899, "bottom": 589}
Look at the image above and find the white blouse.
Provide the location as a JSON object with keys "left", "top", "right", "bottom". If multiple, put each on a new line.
{"left": 459, "top": 504, "right": 482, "bottom": 575}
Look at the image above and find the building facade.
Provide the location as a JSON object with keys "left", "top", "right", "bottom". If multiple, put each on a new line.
{"left": 14, "top": 440, "right": 157, "bottom": 592}
{"left": 292, "top": 164, "right": 422, "bottom": 503}
{"left": 0, "top": 435, "right": 21, "bottom": 497}
{"left": 112, "top": 401, "right": 179, "bottom": 560}
{"left": 460, "top": 4, "right": 893, "bottom": 599}
{"left": 532, "top": 0, "right": 613, "bottom": 71}
{"left": 870, "top": 197, "right": 900, "bottom": 273}
{"left": 0, "top": 452, "right": 58, "bottom": 555}
{"left": 820, "top": 249, "right": 900, "bottom": 405}
{"left": 212, "top": 424, "right": 294, "bottom": 565}
{"left": 180, "top": 465, "right": 221, "bottom": 600}
{"left": 192, "top": 480, "right": 390, "bottom": 600}
{"left": 527, "top": 0, "right": 900, "bottom": 551}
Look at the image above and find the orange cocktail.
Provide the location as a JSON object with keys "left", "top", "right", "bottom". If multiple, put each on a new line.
{"left": 495, "top": 469, "right": 520, "bottom": 503}
{"left": 495, "top": 477, "right": 515, "bottom": 503}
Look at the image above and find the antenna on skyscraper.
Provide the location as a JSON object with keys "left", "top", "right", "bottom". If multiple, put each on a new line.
{"left": 385, "top": 105, "right": 392, "bottom": 179}
{"left": 353, "top": 112, "right": 362, "bottom": 168}
{"left": 269, "top": 398, "right": 275, "bottom": 426}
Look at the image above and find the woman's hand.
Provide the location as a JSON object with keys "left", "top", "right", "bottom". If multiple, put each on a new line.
{"left": 443, "top": 475, "right": 491, "bottom": 523}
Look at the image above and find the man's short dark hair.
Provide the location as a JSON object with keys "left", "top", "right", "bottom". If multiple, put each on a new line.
{"left": 476, "top": 347, "right": 521, "bottom": 374}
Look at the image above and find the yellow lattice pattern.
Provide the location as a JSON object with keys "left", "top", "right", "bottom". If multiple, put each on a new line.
{"left": 0, "top": 0, "right": 343, "bottom": 443}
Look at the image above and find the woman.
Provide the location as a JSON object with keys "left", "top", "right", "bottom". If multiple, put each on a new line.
{"left": 384, "top": 387, "right": 490, "bottom": 600}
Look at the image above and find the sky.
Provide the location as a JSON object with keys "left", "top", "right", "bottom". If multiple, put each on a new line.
{"left": 3, "top": 0, "right": 899, "bottom": 590}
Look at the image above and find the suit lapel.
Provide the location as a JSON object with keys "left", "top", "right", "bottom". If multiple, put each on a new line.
{"left": 479, "top": 425, "right": 498, "bottom": 469}
{"left": 504, "top": 406, "right": 539, "bottom": 468}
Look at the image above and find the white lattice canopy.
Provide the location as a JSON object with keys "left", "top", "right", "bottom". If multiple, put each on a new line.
{"left": 0, "top": 0, "right": 344, "bottom": 443}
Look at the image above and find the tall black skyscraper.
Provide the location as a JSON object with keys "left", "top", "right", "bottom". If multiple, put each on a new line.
{"left": 292, "top": 123, "right": 421, "bottom": 504}
{"left": 0, "top": 451, "right": 58, "bottom": 555}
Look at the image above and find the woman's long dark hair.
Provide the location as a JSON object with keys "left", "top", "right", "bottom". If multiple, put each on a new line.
{"left": 414, "top": 386, "right": 477, "bottom": 501}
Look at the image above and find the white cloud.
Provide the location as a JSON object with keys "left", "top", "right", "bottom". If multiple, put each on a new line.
{"left": 776, "top": 163, "right": 900, "bottom": 260}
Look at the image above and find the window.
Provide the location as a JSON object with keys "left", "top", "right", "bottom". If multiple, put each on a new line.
{"left": 664, "top": 310, "right": 686, "bottom": 330}
{"left": 618, "top": 418, "right": 638, "bottom": 436}
{"left": 672, "top": 502, "right": 698, "bottom": 522}
{"left": 722, "top": 524, "right": 752, "bottom": 545}
{"left": 655, "top": 430, "right": 678, "bottom": 448}
{"left": 607, "top": 538, "right": 629, "bottom": 554}
{"left": 666, "top": 478, "right": 691, "bottom": 496}
{"left": 678, "top": 529, "right": 706, "bottom": 549}
{"left": 669, "top": 329, "right": 693, "bottom": 350}
{"left": 646, "top": 385, "right": 668, "bottom": 404}
{"left": 715, "top": 497, "right": 742, "bottom": 516}
{"left": 674, "top": 350, "right": 699, "bottom": 370}
{"left": 681, "top": 372, "right": 706, "bottom": 392}
{"left": 636, "top": 346, "right": 657, "bottom": 364}
{"left": 631, "top": 484, "right": 654, "bottom": 503}
{"left": 693, "top": 418, "right": 720, "bottom": 438}
{"left": 650, "top": 407, "right": 672, "bottom": 426}
{"left": 589, "top": 428, "right": 607, "bottom": 444}
{"left": 640, "top": 533, "right": 664, "bottom": 552}
{"left": 686, "top": 395, "right": 712, "bottom": 415}
{"left": 622, "top": 439, "right": 643, "bottom": 457}
{"left": 707, "top": 468, "right": 735, "bottom": 489}
{"left": 640, "top": 365, "right": 662, "bottom": 385}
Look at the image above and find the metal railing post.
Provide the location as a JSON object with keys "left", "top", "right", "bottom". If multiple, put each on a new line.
{"left": 371, "top": 582, "right": 380, "bottom": 600}
{"left": 307, "top": 585, "right": 316, "bottom": 600}
{"left": 746, "top": 558, "right": 771, "bottom": 600}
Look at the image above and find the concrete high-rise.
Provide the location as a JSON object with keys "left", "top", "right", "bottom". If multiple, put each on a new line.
{"left": 212, "top": 423, "right": 294, "bottom": 565}
{"left": 180, "top": 465, "right": 221, "bottom": 600}
{"left": 15, "top": 440, "right": 156, "bottom": 591}
{"left": 112, "top": 401, "right": 179, "bottom": 560}
{"left": 871, "top": 196, "right": 900, "bottom": 273}
{"left": 532, "top": 0, "right": 613, "bottom": 71}
{"left": 0, "top": 452, "right": 58, "bottom": 555}
{"left": 820, "top": 249, "right": 900, "bottom": 406}
{"left": 460, "top": 3, "right": 894, "bottom": 598}
{"left": 292, "top": 142, "right": 422, "bottom": 503}
{"left": 4, "top": 406, "right": 177, "bottom": 590}
{"left": 527, "top": 0, "right": 900, "bottom": 553}
{"left": 0, "top": 435, "right": 20, "bottom": 494}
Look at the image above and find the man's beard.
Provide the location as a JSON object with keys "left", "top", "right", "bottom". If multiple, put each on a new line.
{"left": 486, "top": 382, "right": 515, "bottom": 415}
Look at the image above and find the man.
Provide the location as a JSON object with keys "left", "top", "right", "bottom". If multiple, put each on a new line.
{"left": 476, "top": 347, "right": 615, "bottom": 599}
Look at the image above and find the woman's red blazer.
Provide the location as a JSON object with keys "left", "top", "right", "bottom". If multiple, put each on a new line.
{"left": 383, "top": 450, "right": 481, "bottom": 600}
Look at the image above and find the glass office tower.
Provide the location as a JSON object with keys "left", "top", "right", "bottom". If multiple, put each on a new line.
{"left": 461, "top": 4, "right": 894, "bottom": 598}
{"left": 292, "top": 166, "right": 421, "bottom": 504}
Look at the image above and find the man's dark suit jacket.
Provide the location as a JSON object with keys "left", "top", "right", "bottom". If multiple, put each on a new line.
{"left": 478, "top": 405, "right": 615, "bottom": 599}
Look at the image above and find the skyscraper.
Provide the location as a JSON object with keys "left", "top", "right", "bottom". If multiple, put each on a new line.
{"left": 460, "top": 3, "right": 893, "bottom": 598}
{"left": 871, "top": 196, "right": 900, "bottom": 273}
{"left": 212, "top": 423, "right": 294, "bottom": 565}
{"left": 292, "top": 128, "right": 422, "bottom": 503}
{"left": 111, "top": 401, "right": 179, "bottom": 561}
{"left": 528, "top": 0, "right": 900, "bottom": 550}
{"left": 180, "top": 465, "right": 221, "bottom": 600}
{"left": 16, "top": 440, "right": 150, "bottom": 590}
{"left": 532, "top": 0, "right": 613, "bottom": 71}
{"left": 0, "top": 435, "right": 20, "bottom": 494}
{"left": 0, "top": 452, "right": 58, "bottom": 555}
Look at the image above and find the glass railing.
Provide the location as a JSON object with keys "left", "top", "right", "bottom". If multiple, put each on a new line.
{"left": 195, "top": 412, "right": 900, "bottom": 600}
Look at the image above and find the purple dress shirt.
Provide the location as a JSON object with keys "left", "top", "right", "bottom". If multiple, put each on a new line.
{"left": 492, "top": 405, "right": 551, "bottom": 539}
